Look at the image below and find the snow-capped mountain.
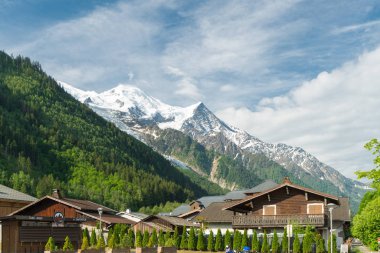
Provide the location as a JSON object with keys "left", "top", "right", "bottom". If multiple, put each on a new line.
{"left": 60, "top": 82, "right": 367, "bottom": 205}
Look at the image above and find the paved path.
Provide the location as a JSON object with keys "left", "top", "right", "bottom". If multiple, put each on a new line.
{"left": 353, "top": 245, "right": 378, "bottom": 253}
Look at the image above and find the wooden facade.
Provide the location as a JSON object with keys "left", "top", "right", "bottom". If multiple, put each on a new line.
{"left": 0, "top": 199, "right": 32, "bottom": 217}
{"left": 224, "top": 178, "right": 340, "bottom": 229}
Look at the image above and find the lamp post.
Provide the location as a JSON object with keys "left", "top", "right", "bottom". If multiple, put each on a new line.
{"left": 98, "top": 207, "right": 103, "bottom": 237}
{"left": 327, "top": 203, "right": 337, "bottom": 253}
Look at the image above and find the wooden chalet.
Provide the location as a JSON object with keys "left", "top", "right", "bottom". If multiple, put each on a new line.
{"left": 1, "top": 189, "right": 133, "bottom": 253}
{"left": 223, "top": 177, "right": 350, "bottom": 247}
{"left": 133, "top": 215, "right": 198, "bottom": 234}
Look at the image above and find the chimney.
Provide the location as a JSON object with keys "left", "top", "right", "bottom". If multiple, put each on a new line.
{"left": 283, "top": 177, "right": 292, "bottom": 184}
{"left": 126, "top": 208, "right": 131, "bottom": 214}
{"left": 52, "top": 189, "right": 62, "bottom": 199}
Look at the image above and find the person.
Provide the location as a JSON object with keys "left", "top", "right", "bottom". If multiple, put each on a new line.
{"left": 226, "top": 245, "right": 232, "bottom": 253}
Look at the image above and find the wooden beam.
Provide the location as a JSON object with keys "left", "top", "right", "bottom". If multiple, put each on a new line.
{"left": 267, "top": 194, "right": 271, "bottom": 202}
{"left": 305, "top": 192, "right": 308, "bottom": 201}
{"left": 286, "top": 186, "right": 289, "bottom": 195}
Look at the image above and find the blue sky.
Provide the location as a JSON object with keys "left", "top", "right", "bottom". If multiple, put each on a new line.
{"left": 1, "top": 0, "right": 380, "bottom": 179}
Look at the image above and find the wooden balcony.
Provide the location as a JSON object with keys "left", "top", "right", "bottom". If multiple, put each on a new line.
{"left": 232, "top": 214, "right": 327, "bottom": 228}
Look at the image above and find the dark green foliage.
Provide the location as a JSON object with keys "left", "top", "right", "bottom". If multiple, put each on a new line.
{"left": 302, "top": 227, "right": 314, "bottom": 253}
{"left": 233, "top": 230, "right": 241, "bottom": 251}
{"left": 180, "top": 226, "right": 188, "bottom": 250}
{"left": 207, "top": 230, "right": 214, "bottom": 251}
{"left": 224, "top": 230, "right": 232, "bottom": 250}
{"left": 261, "top": 230, "right": 269, "bottom": 253}
{"left": 0, "top": 51, "right": 213, "bottom": 210}
{"left": 158, "top": 230, "right": 165, "bottom": 247}
{"left": 173, "top": 227, "right": 180, "bottom": 248}
{"left": 282, "top": 229, "right": 288, "bottom": 253}
{"left": 82, "top": 228, "right": 90, "bottom": 242}
{"left": 215, "top": 229, "right": 223, "bottom": 251}
{"left": 45, "top": 237, "right": 55, "bottom": 251}
{"left": 327, "top": 234, "right": 337, "bottom": 253}
{"left": 108, "top": 233, "right": 116, "bottom": 249}
{"left": 142, "top": 231, "right": 150, "bottom": 247}
{"left": 271, "top": 230, "right": 279, "bottom": 253}
{"left": 251, "top": 230, "right": 259, "bottom": 252}
{"left": 293, "top": 233, "right": 300, "bottom": 253}
{"left": 197, "top": 229, "right": 206, "bottom": 251}
{"left": 188, "top": 227, "right": 196, "bottom": 250}
{"left": 241, "top": 229, "right": 249, "bottom": 250}
{"left": 90, "top": 229, "right": 97, "bottom": 247}
{"left": 315, "top": 234, "right": 325, "bottom": 253}
{"left": 139, "top": 201, "right": 183, "bottom": 215}
{"left": 136, "top": 230, "right": 143, "bottom": 248}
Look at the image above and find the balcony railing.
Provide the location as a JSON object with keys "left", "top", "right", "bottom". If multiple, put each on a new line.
{"left": 232, "top": 214, "right": 326, "bottom": 228}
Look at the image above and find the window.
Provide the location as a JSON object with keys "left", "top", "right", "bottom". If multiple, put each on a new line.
{"left": 307, "top": 203, "right": 324, "bottom": 214}
{"left": 263, "top": 205, "right": 276, "bottom": 215}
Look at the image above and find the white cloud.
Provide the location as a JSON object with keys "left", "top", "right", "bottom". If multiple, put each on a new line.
{"left": 333, "top": 19, "right": 380, "bottom": 34}
{"left": 216, "top": 47, "right": 380, "bottom": 180}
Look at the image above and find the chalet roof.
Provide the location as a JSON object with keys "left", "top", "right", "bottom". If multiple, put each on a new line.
{"left": 0, "top": 184, "right": 37, "bottom": 202}
{"left": 244, "top": 180, "right": 279, "bottom": 194}
{"left": 224, "top": 179, "right": 339, "bottom": 211}
{"left": 143, "top": 215, "right": 198, "bottom": 227}
{"left": 224, "top": 190, "right": 247, "bottom": 200}
{"left": 177, "top": 208, "right": 202, "bottom": 219}
{"left": 333, "top": 197, "right": 350, "bottom": 222}
{"left": 76, "top": 210, "right": 134, "bottom": 225}
{"left": 196, "top": 196, "right": 226, "bottom": 207}
{"left": 194, "top": 202, "right": 235, "bottom": 223}
{"left": 170, "top": 204, "right": 191, "bottom": 216}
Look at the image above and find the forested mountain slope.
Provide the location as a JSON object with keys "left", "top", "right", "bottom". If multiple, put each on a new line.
{"left": 0, "top": 51, "right": 223, "bottom": 210}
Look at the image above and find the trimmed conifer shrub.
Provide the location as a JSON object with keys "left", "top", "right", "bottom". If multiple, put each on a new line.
{"left": 293, "top": 232, "right": 301, "bottom": 253}
{"left": 302, "top": 228, "right": 314, "bottom": 253}
{"left": 224, "top": 229, "right": 232, "bottom": 250}
{"left": 96, "top": 234, "right": 106, "bottom": 249}
{"left": 233, "top": 230, "right": 241, "bottom": 251}
{"left": 208, "top": 230, "right": 215, "bottom": 251}
{"left": 271, "top": 230, "right": 279, "bottom": 253}
{"left": 158, "top": 229, "right": 165, "bottom": 247}
{"left": 282, "top": 228, "right": 288, "bottom": 253}
{"left": 327, "top": 234, "right": 337, "bottom": 253}
{"left": 108, "top": 233, "right": 116, "bottom": 249}
{"left": 142, "top": 230, "right": 150, "bottom": 247}
{"left": 215, "top": 228, "right": 223, "bottom": 251}
{"left": 241, "top": 229, "right": 249, "bottom": 250}
{"left": 148, "top": 228, "right": 158, "bottom": 247}
{"left": 180, "top": 226, "right": 188, "bottom": 250}
{"left": 173, "top": 226, "right": 180, "bottom": 248}
{"left": 90, "top": 229, "right": 97, "bottom": 247}
{"left": 252, "top": 230, "right": 259, "bottom": 252}
{"left": 127, "top": 229, "right": 135, "bottom": 248}
{"left": 81, "top": 235, "right": 89, "bottom": 250}
{"left": 197, "top": 229, "right": 206, "bottom": 251}
{"left": 261, "top": 230, "right": 269, "bottom": 253}
{"left": 315, "top": 233, "right": 325, "bottom": 253}
{"left": 63, "top": 235, "right": 74, "bottom": 250}
{"left": 188, "top": 227, "right": 196, "bottom": 250}
{"left": 136, "top": 230, "right": 143, "bottom": 248}
{"left": 45, "top": 237, "right": 55, "bottom": 251}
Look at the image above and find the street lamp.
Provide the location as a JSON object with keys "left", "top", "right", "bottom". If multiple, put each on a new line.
{"left": 327, "top": 203, "right": 337, "bottom": 253}
{"left": 98, "top": 207, "right": 103, "bottom": 236}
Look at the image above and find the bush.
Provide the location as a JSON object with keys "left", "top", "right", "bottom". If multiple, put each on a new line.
{"left": 241, "top": 229, "right": 249, "bottom": 251}
{"left": 96, "top": 234, "right": 106, "bottom": 249}
{"left": 188, "top": 227, "right": 196, "bottom": 250}
{"left": 180, "top": 226, "right": 188, "bottom": 250}
{"left": 282, "top": 229, "right": 288, "bottom": 253}
{"left": 207, "top": 230, "right": 215, "bottom": 251}
{"left": 252, "top": 230, "right": 259, "bottom": 252}
{"left": 45, "top": 237, "right": 55, "bottom": 251}
{"left": 224, "top": 230, "right": 232, "bottom": 250}
{"left": 293, "top": 233, "right": 300, "bottom": 253}
{"left": 261, "top": 230, "right": 269, "bottom": 253}
{"left": 327, "top": 234, "right": 337, "bottom": 253}
{"left": 215, "top": 229, "right": 223, "bottom": 251}
{"left": 271, "top": 230, "right": 279, "bottom": 253}
{"left": 90, "top": 229, "right": 97, "bottom": 247}
{"left": 81, "top": 236, "right": 89, "bottom": 250}
{"left": 197, "top": 229, "right": 206, "bottom": 251}
{"left": 142, "top": 230, "right": 150, "bottom": 247}
{"left": 63, "top": 235, "right": 74, "bottom": 251}
{"left": 136, "top": 230, "right": 143, "bottom": 248}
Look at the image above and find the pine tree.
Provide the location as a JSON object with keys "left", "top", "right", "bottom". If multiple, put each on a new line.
{"left": 261, "top": 230, "right": 269, "bottom": 253}
{"left": 90, "top": 229, "right": 97, "bottom": 247}
{"left": 81, "top": 236, "right": 89, "bottom": 250}
{"left": 233, "top": 230, "right": 241, "bottom": 251}
{"left": 293, "top": 233, "right": 300, "bottom": 253}
{"left": 188, "top": 227, "right": 196, "bottom": 250}
{"left": 180, "top": 226, "right": 188, "bottom": 250}
{"left": 96, "top": 234, "right": 106, "bottom": 249}
{"left": 208, "top": 230, "right": 215, "bottom": 251}
{"left": 121, "top": 233, "right": 128, "bottom": 249}
{"left": 127, "top": 229, "right": 135, "bottom": 248}
{"left": 143, "top": 231, "right": 150, "bottom": 247}
{"left": 282, "top": 229, "right": 288, "bottom": 253}
{"left": 83, "top": 228, "right": 90, "bottom": 241}
{"left": 224, "top": 230, "right": 232, "bottom": 250}
{"left": 215, "top": 229, "right": 223, "bottom": 251}
{"left": 241, "top": 229, "right": 249, "bottom": 250}
{"left": 327, "top": 234, "right": 337, "bottom": 253}
{"left": 197, "top": 229, "right": 206, "bottom": 251}
{"left": 158, "top": 229, "right": 165, "bottom": 247}
{"left": 136, "top": 230, "right": 143, "bottom": 248}
{"left": 252, "top": 230, "right": 259, "bottom": 252}
{"left": 173, "top": 226, "right": 180, "bottom": 248}
{"left": 271, "top": 230, "right": 279, "bottom": 253}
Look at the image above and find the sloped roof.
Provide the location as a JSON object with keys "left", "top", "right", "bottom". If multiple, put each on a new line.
{"left": 224, "top": 190, "right": 247, "bottom": 200}
{"left": 143, "top": 215, "right": 198, "bottom": 227}
{"left": 171, "top": 204, "right": 191, "bottom": 216}
{"left": 197, "top": 196, "right": 226, "bottom": 207}
{"left": 194, "top": 202, "right": 235, "bottom": 223}
{"left": 0, "top": 184, "right": 37, "bottom": 202}
{"left": 224, "top": 180, "right": 339, "bottom": 211}
{"left": 177, "top": 208, "right": 202, "bottom": 218}
{"left": 244, "top": 180, "right": 279, "bottom": 194}
{"left": 76, "top": 210, "right": 134, "bottom": 225}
